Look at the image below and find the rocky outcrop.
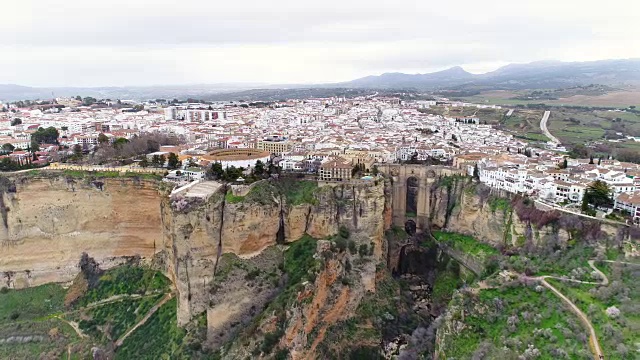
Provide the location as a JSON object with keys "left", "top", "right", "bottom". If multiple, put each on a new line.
{"left": 427, "top": 178, "right": 633, "bottom": 250}
{"left": 160, "top": 179, "right": 389, "bottom": 328}
{"left": 0, "top": 175, "right": 164, "bottom": 289}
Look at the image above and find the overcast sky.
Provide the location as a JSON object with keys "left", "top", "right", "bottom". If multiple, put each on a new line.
{"left": 1, "top": 0, "right": 639, "bottom": 87}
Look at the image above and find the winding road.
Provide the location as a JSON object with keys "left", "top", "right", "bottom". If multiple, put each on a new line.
{"left": 540, "top": 110, "right": 560, "bottom": 144}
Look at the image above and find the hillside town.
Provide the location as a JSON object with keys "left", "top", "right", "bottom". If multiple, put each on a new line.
{"left": 1, "top": 95, "right": 639, "bottom": 223}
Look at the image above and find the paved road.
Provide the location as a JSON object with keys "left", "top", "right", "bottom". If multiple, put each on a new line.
{"left": 540, "top": 110, "right": 561, "bottom": 144}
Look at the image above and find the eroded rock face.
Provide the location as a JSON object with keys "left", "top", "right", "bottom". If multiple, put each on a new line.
{"left": 427, "top": 179, "right": 627, "bottom": 250}
{"left": 161, "top": 180, "right": 389, "bottom": 327}
{"left": 0, "top": 176, "right": 163, "bottom": 289}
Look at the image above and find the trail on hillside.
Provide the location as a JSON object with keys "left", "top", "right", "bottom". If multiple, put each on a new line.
{"left": 536, "top": 277, "right": 603, "bottom": 360}
{"left": 588, "top": 260, "right": 609, "bottom": 286}
{"left": 114, "top": 292, "right": 174, "bottom": 348}
{"left": 55, "top": 316, "right": 88, "bottom": 339}
{"left": 518, "top": 259, "right": 610, "bottom": 360}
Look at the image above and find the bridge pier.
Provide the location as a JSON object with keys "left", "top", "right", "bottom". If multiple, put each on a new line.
{"left": 379, "top": 164, "right": 465, "bottom": 231}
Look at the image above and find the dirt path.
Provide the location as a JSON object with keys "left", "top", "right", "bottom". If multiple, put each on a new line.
{"left": 114, "top": 293, "right": 173, "bottom": 348}
{"left": 55, "top": 316, "right": 88, "bottom": 339}
{"left": 537, "top": 278, "right": 604, "bottom": 360}
{"left": 588, "top": 260, "right": 609, "bottom": 286}
{"left": 84, "top": 293, "right": 155, "bottom": 309}
{"left": 601, "top": 260, "right": 640, "bottom": 267}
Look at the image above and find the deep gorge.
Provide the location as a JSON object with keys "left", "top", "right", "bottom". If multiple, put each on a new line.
{"left": 0, "top": 170, "right": 638, "bottom": 359}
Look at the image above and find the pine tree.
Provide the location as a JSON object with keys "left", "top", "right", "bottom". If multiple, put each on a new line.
{"left": 473, "top": 164, "right": 480, "bottom": 181}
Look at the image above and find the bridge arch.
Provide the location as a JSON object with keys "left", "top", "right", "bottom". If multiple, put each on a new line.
{"left": 406, "top": 176, "right": 419, "bottom": 218}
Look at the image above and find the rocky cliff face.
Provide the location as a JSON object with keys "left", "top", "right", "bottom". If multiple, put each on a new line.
{"left": 427, "top": 177, "right": 631, "bottom": 250}
{"left": 0, "top": 175, "right": 163, "bottom": 289}
{"left": 160, "top": 179, "right": 390, "bottom": 334}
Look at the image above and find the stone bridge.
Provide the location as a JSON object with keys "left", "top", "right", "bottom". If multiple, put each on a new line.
{"left": 378, "top": 164, "right": 465, "bottom": 231}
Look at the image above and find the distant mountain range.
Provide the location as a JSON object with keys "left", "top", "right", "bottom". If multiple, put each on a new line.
{"left": 1, "top": 59, "right": 639, "bottom": 101}
{"left": 339, "top": 59, "right": 640, "bottom": 90}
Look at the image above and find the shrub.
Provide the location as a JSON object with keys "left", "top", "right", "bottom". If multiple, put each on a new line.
{"left": 245, "top": 269, "right": 261, "bottom": 281}
{"left": 358, "top": 244, "right": 369, "bottom": 257}
{"left": 261, "top": 329, "right": 284, "bottom": 354}
{"left": 348, "top": 240, "right": 357, "bottom": 254}
{"left": 0, "top": 287, "right": 8, "bottom": 294}
{"left": 334, "top": 237, "right": 348, "bottom": 253}
{"left": 339, "top": 226, "right": 350, "bottom": 239}
{"left": 9, "top": 311, "right": 19, "bottom": 320}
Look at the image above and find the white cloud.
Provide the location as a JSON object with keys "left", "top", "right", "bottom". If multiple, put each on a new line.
{"left": 0, "top": 0, "right": 638, "bottom": 86}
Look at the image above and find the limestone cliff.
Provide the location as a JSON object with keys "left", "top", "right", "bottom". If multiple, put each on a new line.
{"left": 0, "top": 174, "right": 164, "bottom": 289}
{"left": 427, "top": 177, "right": 632, "bottom": 250}
{"left": 162, "top": 181, "right": 390, "bottom": 353}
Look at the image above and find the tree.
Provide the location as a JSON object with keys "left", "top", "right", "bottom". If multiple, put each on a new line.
{"left": 582, "top": 180, "right": 613, "bottom": 212}
{"left": 30, "top": 139, "right": 40, "bottom": 152}
{"left": 61, "top": 126, "right": 68, "bottom": 131}
{"left": 569, "top": 144, "right": 589, "bottom": 158}
{"left": 82, "top": 97, "right": 97, "bottom": 106}
{"left": 2, "top": 143, "right": 14, "bottom": 152}
{"left": 371, "top": 165, "right": 379, "bottom": 176}
{"left": 112, "top": 137, "right": 129, "bottom": 149}
{"left": 31, "top": 127, "right": 59, "bottom": 145}
{"left": 167, "top": 153, "right": 181, "bottom": 170}
{"left": 158, "top": 154, "right": 166, "bottom": 168}
{"left": 253, "top": 160, "right": 265, "bottom": 176}
{"left": 598, "top": 158, "right": 602, "bottom": 166}
{"left": 473, "top": 164, "right": 480, "bottom": 181}
{"left": 10, "top": 118, "right": 21, "bottom": 126}
{"left": 98, "top": 133, "right": 109, "bottom": 145}
{"left": 73, "top": 144, "right": 83, "bottom": 157}
{"left": 139, "top": 158, "right": 149, "bottom": 168}
{"left": 75, "top": 96, "right": 82, "bottom": 101}
{"left": 151, "top": 155, "right": 161, "bottom": 167}
{"left": 207, "top": 162, "right": 224, "bottom": 180}
{"left": 589, "top": 156, "right": 594, "bottom": 164}
{"left": 559, "top": 158, "right": 568, "bottom": 169}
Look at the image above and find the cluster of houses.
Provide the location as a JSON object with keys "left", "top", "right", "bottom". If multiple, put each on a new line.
{"left": 462, "top": 153, "right": 640, "bottom": 222}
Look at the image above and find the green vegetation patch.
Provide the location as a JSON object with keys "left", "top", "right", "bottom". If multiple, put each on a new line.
{"left": 239, "top": 235, "right": 319, "bottom": 356}
{"left": 116, "top": 297, "right": 187, "bottom": 360}
{"left": 0, "top": 318, "right": 84, "bottom": 359}
{"left": 547, "top": 262, "right": 640, "bottom": 359}
{"left": 282, "top": 235, "right": 319, "bottom": 288}
{"left": 488, "top": 196, "right": 511, "bottom": 214}
{"left": 24, "top": 169, "right": 163, "bottom": 181}
{"left": 441, "top": 284, "right": 591, "bottom": 359}
{"left": 504, "top": 244, "right": 595, "bottom": 276}
{"left": 432, "top": 231, "right": 499, "bottom": 259}
{"left": 282, "top": 180, "right": 319, "bottom": 206}
{"left": 77, "top": 266, "right": 170, "bottom": 306}
{"left": 243, "top": 180, "right": 279, "bottom": 205}
{"left": 79, "top": 294, "right": 163, "bottom": 341}
{"left": 224, "top": 190, "right": 245, "bottom": 204}
{"left": 0, "top": 284, "right": 65, "bottom": 323}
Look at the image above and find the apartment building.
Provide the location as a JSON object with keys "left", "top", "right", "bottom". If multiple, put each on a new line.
{"left": 319, "top": 157, "right": 352, "bottom": 181}
{"left": 257, "top": 137, "right": 293, "bottom": 155}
